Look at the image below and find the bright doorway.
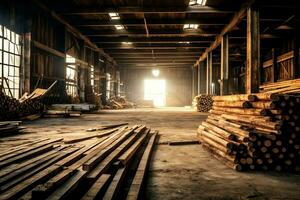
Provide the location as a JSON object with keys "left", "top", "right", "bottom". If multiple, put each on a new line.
{"left": 144, "top": 79, "right": 166, "bottom": 107}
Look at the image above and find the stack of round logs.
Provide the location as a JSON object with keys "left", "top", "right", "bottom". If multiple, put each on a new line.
{"left": 197, "top": 93, "right": 300, "bottom": 172}
{"left": 193, "top": 94, "right": 213, "bottom": 112}
{"left": 0, "top": 91, "right": 44, "bottom": 120}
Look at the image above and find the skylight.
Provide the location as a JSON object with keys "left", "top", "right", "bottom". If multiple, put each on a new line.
{"left": 183, "top": 24, "right": 199, "bottom": 30}
{"left": 122, "top": 42, "right": 133, "bottom": 45}
{"left": 109, "top": 12, "right": 120, "bottom": 20}
{"left": 189, "top": 0, "right": 207, "bottom": 6}
{"left": 115, "top": 25, "right": 125, "bottom": 30}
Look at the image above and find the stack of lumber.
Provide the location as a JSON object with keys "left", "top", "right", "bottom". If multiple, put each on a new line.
{"left": 197, "top": 93, "right": 300, "bottom": 172}
{"left": 260, "top": 78, "right": 300, "bottom": 94}
{"left": 0, "top": 91, "right": 44, "bottom": 121}
{"left": 0, "top": 121, "right": 25, "bottom": 136}
{"left": 51, "top": 104, "right": 96, "bottom": 112}
{"left": 192, "top": 94, "right": 213, "bottom": 112}
{"left": 43, "top": 110, "right": 81, "bottom": 118}
{"left": 0, "top": 124, "right": 158, "bottom": 200}
{"left": 106, "top": 97, "right": 134, "bottom": 110}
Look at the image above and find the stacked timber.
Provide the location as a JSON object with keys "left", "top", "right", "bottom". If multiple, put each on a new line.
{"left": 193, "top": 94, "right": 213, "bottom": 112}
{"left": 0, "top": 121, "right": 25, "bottom": 136}
{"left": 260, "top": 78, "right": 300, "bottom": 94}
{"left": 0, "top": 91, "right": 44, "bottom": 121}
{"left": 106, "top": 97, "right": 135, "bottom": 110}
{"left": 0, "top": 124, "right": 158, "bottom": 200}
{"left": 197, "top": 93, "right": 300, "bottom": 172}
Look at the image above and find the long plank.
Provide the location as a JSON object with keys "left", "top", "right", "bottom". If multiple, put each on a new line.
{"left": 82, "top": 126, "right": 139, "bottom": 171}
{"left": 64, "top": 127, "right": 120, "bottom": 144}
{"left": 0, "top": 144, "right": 54, "bottom": 169}
{"left": 0, "top": 138, "right": 62, "bottom": 163}
{"left": 29, "top": 132, "right": 127, "bottom": 198}
{"left": 81, "top": 174, "right": 111, "bottom": 200}
{"left": 86, "top": 129, "right": 143, "bottom": 181}
{"left": 0, "top": 146, "right": 67, "bottom": 185}
{"left": 46, "top": 169, "right": 87, "bottom": 200}
{"left": 0, "top": 147, "right": 82, "bottom": 200}
{"left": 103, "top": 167, "right": 128, "bottom": 200}
{"left": 118, "top": 129, "right": 149, "bottom": 166}
{"left": 126, "top": 132, "right": 158, "bottom": 200}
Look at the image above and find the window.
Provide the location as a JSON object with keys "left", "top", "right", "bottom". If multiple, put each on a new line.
{"left": 90, "top": 65, "right": 94, "bottom": 91}
{"left": 66, "top": 54, "right": 78, "bottom": 96}
{"left": 115, "top": 25, "right": 125, "bottom": 30}
{"left": 0, "top": 25, "right": 21, "bottom": 99}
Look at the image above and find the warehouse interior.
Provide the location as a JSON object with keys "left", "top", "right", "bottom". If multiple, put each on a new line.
{"left": 1, "top": 0, "right": 300, "bottom": 199}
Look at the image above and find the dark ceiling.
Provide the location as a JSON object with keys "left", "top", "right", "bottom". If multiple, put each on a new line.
{"left": 39, "top": 0, "right": 299, "bottom": 68}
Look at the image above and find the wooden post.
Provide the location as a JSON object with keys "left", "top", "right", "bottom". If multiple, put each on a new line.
{"left": 206, "top": 52, "right": 213, "bottom": 94}
{"left": 23, "top": 33, "right": 31, "bottom": 93}
{"left": 192, "top": 66, "right": 195, "bottom": 98}
{"left": 197, "top": 62, "right": 201, "bottom": 95}
{"left": 246, "top": 7, "right": 260, "bottom": 94}
{"left": 271, "top": 48, "right": 278, "bottom": 82}
{"left": 293, "top": 38, "right": 299, "bottom": 78}
{"left": 221, "top": 34, "right": 229, "bottom": 95}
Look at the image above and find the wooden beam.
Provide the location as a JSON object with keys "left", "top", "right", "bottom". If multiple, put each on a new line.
{"left": 73, "top": 18, "right": 229, "bottom": 27}
{"left": 32, "top": 40, "right": 65, "bottom": 58}
{"left": 197, "top": 63, "right": 201, "bottom": 95}
{"left": 271, "top": 48, "right": 278, "bottom": 82}
{"left": 206, "top": 52, "right": 213, "bottom": 94}
{"left": 98, "top": 43, "right": 209, "bottom": 49}
{"left": 194, "top": 0, "right": 256, "bottom": 66}
{"left": 59, "top": 6, "right": 235, "bottom": 15}
{"left": 246, "top": 7, "right": 260, "bottom": 94}
{"left": 32, "top": 0, "right": 116, "bottom": 65}
{"left": 220, "top": 35, "right": 229, "bottom": 95}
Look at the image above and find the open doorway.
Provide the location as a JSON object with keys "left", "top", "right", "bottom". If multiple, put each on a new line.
{"left": 144, "top": 79, "right": 166, "bottom": 107}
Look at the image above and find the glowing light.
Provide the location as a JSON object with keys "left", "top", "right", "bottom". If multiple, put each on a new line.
{"left": 144, "top": 79, "right": 166, "bottom": 107}
{"left": 183, "top": 24, "right": 199, "bottom": 30}
{"left": 189, "top": 0, "right": 207, "bottom": 6}
{"left": 152, "top": 69, "right": 160, "bottom": 77}
{"left": 109, "top": 13, "right": 120, "bottom": 20}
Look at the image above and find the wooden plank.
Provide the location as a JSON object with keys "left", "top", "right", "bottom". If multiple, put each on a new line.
{"left": 168, "top": 140, "right": 200, "bottom": 146}
{"left": 64, "top": 128, "right": 120, "bottom": 144}
{"left": 118, "top": 130, "right": 149, "bottom": 166}
{"left": 246, "top": 7, "right": 260, "bottom": 94}
{"left": 86, "top": 129, "right": 143, "bottom": 181}
{"left": 0, "top": 144, "right": 54, "bottom": 169}
{"left": 82, "top": 126, "right": 139, "bottom": 171}
{"left": 0, "top": 147, "right": 81, "bottom": 199}
{"left": 126, "top": 132, "right": 158, "bottom": 200}
{"left": 81, "top": 174, "right": 111, "bottom": 200}
{"left": 102, "top": 167, "right": 127, "bottom": 200}
{"left": 46, "top": 169, "right": 87, "bottom": 200}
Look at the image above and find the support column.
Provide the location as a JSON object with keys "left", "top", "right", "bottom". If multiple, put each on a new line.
{"left": 293, "top": 38, "right": 299, "bottom": 78}
{"left": 192, "top": 66, "right": 195, "bottom": 98}
{"left": 206, "top": 52, "right": 213, "bottom": 94}
{"left": 271, "top": 48, "right": 278, "bottom": 82}
{"left": 246, "top": 7, "right": 260, "bottom": 94}
{"left": 221, "top": 34, "right": 229, "bottom": 95}
{"left": 197, "top": 62, "right": 201, "bottom": 95}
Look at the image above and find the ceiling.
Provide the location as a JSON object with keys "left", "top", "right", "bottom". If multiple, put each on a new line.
{"left": 39, "top": 0, "right": 299, "bottom": 69}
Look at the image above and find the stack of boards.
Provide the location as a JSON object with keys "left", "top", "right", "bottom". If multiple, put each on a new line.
{"left": 0, "top": 121, "right": 25, "bottom": 137}
{"left": 192, "top": 94, "right": 213, "bottom": 112}
{"left": 197, "top": 92, "right": 300, "bottom": 172}
{"left": 0, "top": 124, "right": 157, "bottom": 200}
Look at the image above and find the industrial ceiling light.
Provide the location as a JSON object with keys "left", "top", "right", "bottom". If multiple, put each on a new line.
{"left": 178, "top": 41, "right": 191, "bottom": 44}
{"left": 115, "top": 25, "right": 125, "bottom": 30}
{"left": 152, "top": 69, "right": 160, "bottom": 77}
{"left": 189, "top": 0, "right": 207, "bottom": 6}
{"left": 109, "top": 12, "right": 120, "bottom": 20}
{"left": 183, "top": 24, "right": 199, "bottom": 30}
{"left": 122, "top": 41, "right": 133, "bottom": 45}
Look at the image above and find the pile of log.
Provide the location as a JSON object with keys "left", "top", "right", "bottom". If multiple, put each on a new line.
{"left": 0, "top": 91, "right": 44, "bottom": 121}
{"left": 0, "top": 121, "right": 25, "bottom": 136}
{"left": 105, "top": 97, "right": 135, "bottom": 110}
{"left": 197, "top": 93, "right": 300, "bottom": 172}
{"left": 260, "top": 78, "right": 300, "bottom": 94}
{"left": 192, "top": 94, "right": 213, "bottom": 112}
{"left": 0, "top": 124, "right": 158, "bottom": 200}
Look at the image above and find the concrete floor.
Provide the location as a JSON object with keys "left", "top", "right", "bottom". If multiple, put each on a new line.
{"left": 1, "top": 107, "right": 300, "bottom": 200}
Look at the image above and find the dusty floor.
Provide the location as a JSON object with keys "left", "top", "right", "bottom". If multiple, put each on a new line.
{"left": 1, "top": 107, "right": 300, "bottom": 200}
